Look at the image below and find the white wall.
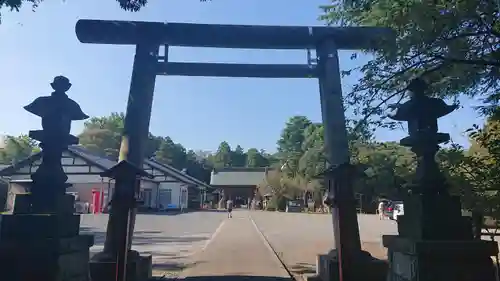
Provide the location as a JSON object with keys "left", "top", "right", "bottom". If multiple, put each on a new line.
{"left": 141, "top": 180, "right": 158, "bottom": 208}
{"left": 11, "top": 174, "right": 108, "bottom": 183}
{"left": 158, "top": 182, "right": 189, "bottom": 209}
{"left": 11, "top": 153, "right": 108, "bottom": 184}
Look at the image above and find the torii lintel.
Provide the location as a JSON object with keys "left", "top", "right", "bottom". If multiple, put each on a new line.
{"left": 75, "top": 19, "right": 395, "bottom": 50}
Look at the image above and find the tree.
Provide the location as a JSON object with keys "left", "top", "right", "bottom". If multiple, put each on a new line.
{"left": 211, "top": 141, "right": 232, "bottom": 168}
{"left": 277, "top": 116, "right": 313, "bottom": 176}
{"left": 78, "top": 112, "right": 124, "bottom": 159}
{"left": 321, "top": 0, "right": 499, "bottom": 125}
{"left": 1, "top": 0, "right": 211, "bottom": 23}
{"left": 257, "top": 170, "right": 301, "bottom": 211}
{"left": 0, "top": 135, "right": 39, "bottom": 164}
{"left": 356, "top": 142, "right": 415, "bottom": 200}
{"left": 246, "top": 148, "right": 270, "bottom": 168}
{"left": 79, "top": 112, "right": 164, "bottom": 160}
{"left": 230, "top": 145, "right": 246, "bottom": 167}
{"left": 440, "top": 115, "right": 500, "bottom": 220}
{"left": 154, "top": 137, "right": 187, "bottom": 169}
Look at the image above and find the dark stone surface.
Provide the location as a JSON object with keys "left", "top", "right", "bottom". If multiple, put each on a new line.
{"left": 397, "top": 194, "right": 473, "bottom": 240}
{"left": 0, "top": 76, "right": 93, "bottom": 281}
{"left": 383, "top": 235, "right": 497, "bottom": 281}
{"left": 384, "top": 77, "right": 498, "bottom": 281}
{"left": 0, "top": 213, "right": 80, "bottom": 239}
{"left": 89, "top": 251, "right": 152, "bottom": 281}
{"left": 23, "top": 76, "right": 88, "bottom": 214}
{"left": 316, "top": 250, "right": 388, "bottom": 281}
{"left": 0, "top": 234, "right": 94, "bottom": 281}
{"left": 13, "top": 193, "right": 76, "bottom": 215}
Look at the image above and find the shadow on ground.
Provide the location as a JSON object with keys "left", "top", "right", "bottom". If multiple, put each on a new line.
{"left": 152, "top": 261, "right": 204, "bottom": 272}
{"left": 80, "top": 227, "right": 207, "bottom": 246}
{"left": 137, "top": 209, "right": 228, "bottom": 216}
{"left": 82, "top": 226, "right": 207, "bottom": 273}
{"left": 151, "top": 276, "right": 293, "bottom": 281}
{"left": 289, "top": 262, "right": 316, "bottom": 275}
{"left": 361, "top": 241, "right": 388, "bottom": 260}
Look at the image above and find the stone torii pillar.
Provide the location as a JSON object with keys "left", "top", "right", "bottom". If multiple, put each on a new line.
{"left": 75, "top": 20, "right": 394, "bottom": 281}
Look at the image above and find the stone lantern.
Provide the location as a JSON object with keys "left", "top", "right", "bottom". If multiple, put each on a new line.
{"left": 24, "top": 75, "right": 89, "bottom": 213}
{"left": 382, "top": 77, "right": 498, "bottom": 281}
{"left": 386, "top": 77, "right": 457, "bottom": 195}
{"left": 0, "top": 76, "right": 94, "bottom": 281}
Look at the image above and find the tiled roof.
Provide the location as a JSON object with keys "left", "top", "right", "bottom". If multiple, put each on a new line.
{"left": 0, "top": 146, "right": 213, "bottom": 189}
{"left": 0, "top": 145, "right": 153, "bottom": 180}
{"left": 67, "top": 145, "right": 117, "bottom": 170}
{"left": 210, "top": 167, "right": 273, "bottom": 186}
{"left": 146, "top": 158, "right": 212, "bottom": 190}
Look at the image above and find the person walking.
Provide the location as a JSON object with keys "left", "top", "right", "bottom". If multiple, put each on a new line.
{"left": 226, "top": 199, "right": 234, "bottom": 218}
{"left": 377, "top": 200, "right": 386, "bottom": 220}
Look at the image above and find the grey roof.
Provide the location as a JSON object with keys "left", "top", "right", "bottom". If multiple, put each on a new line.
{"left": 146, "top": 158, "right": 212, "bottom": 190}
{"left": 67, "top": 145, "right": 117, "bottom": 170}
{"left": 210, "top": 167, "right": 273, "bottom": 186}
{"left": 0, "top": 145, "right": 153, "bottom": 180}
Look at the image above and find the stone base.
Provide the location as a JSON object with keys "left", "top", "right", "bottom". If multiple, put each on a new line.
{"left": 0, "top": 234, "right": 94, "bottom": 281}
{"left": 0, "top": 213, "right": 94, "bottom": 281}
{"left": 383, "top": 235, "right": 498, "bottom": 281}
{"left": 0, "top": 213, "right": 80, "bottom": 239}
{"left": 313, "top": 249, "right": 388, "bottom": 281}
{"left": 397, "top": 195, "right": 473, "bottom": 240}
{"left": 89, "top": 250, "right": 152, "bottom": 281}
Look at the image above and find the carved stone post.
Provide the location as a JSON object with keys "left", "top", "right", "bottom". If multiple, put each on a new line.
{"left": 383, "top": 77, "right": 498, "bottom": 281}
{"left": 0, "top": 76, "right": 94, "bottom": 281}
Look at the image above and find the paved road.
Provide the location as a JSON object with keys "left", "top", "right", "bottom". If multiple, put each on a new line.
{"left": 80, "top": 210, "right": 397, "bottom": 276}
{"left": 80, "top": 211, "right": 227, "bottom": 270}
{"left": 250, "top": 211, "right": 398, "bottom": 277}
{"left": 180, "top": 211, "right": 292, "bottom": 279}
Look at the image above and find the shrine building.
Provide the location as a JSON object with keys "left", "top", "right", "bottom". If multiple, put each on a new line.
{"left": 0, "top": 145, "right": 211, "bottom": 213}
{"left": 210, "top": 167, "right": 272, "bottom": 207}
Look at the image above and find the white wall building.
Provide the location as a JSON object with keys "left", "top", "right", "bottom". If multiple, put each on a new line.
{"left": 0, "top": 146, "right": 211, "bottom": 212}
{"left": 143, "top": 159, "right": 211, "bottom": 211}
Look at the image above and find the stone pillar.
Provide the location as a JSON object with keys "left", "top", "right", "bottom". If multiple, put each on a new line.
{"left": 383, "top": 78, "right": 498, "bottom": 281}
{"left": 90, "top": 43, "right": 158, "bottom": 281}
{"left": 315, "top": 39, "right": 388, "bottom": 281}
{"left": 0, "top": 76, "right": 94, "bottom": 281}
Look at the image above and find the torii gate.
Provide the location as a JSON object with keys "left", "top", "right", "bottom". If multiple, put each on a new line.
{"left": 75, "top": 20, "right": 393, "bottom": 281}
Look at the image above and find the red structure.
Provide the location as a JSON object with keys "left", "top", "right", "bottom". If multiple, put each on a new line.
{"left": 91, "top": 188, "right": 104, "bottom": 214}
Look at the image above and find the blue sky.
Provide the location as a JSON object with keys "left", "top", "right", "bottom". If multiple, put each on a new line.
{"left": 0, "top": 0, "right": 483, "bottom": 152}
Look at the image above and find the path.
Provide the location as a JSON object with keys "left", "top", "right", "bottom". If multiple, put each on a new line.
{"left": 80, "top": 211, "right": 226, "bottom": 272}
{"left": 180, "top": 210, "right": 293, "bottom": 281}
{"left": 250, "top": 211, "right": 398, "bottom": 279}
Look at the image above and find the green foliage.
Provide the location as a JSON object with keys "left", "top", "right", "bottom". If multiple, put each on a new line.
{"left": 257, "top": 170, "right": 301, "bottom": 211}
{"left": 355, "top": 141, "right": 415, "bottom": 199}
{"left": 78, "top": 112, "right": 124, "bottom": 159}
{"left": 0, "top": 0, "right": 145, "bottom": 12}
{"left": 439, "top": 115, "right": 500, "bottom": 219}
{"left": 8, "top": 111, "right": 500, "bottom": 218}
{"left": 321, "top": 0, "right": 499, "bottom": 126}
{"left": 77, "top": 112, "right": 212, "bottom": 183}
{"left": 205, "top": 142, "right": 272, "bottom": 169}
{"left": 0, "top": 0, "right": 211, "bottom": 22}
{"left": 0, "top": 135, "right": 39, "bottom": 164}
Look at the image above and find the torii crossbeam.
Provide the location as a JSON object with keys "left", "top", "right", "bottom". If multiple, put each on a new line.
{"left": 75, "top": 19, "right": 394, "bottom": 281}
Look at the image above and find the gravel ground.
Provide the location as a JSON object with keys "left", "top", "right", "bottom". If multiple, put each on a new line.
{"left": 80, "top": 211, "right": 227, "bottom": 270}
{"left": 250, "top": 211, "right": 398, "bottom": 276}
